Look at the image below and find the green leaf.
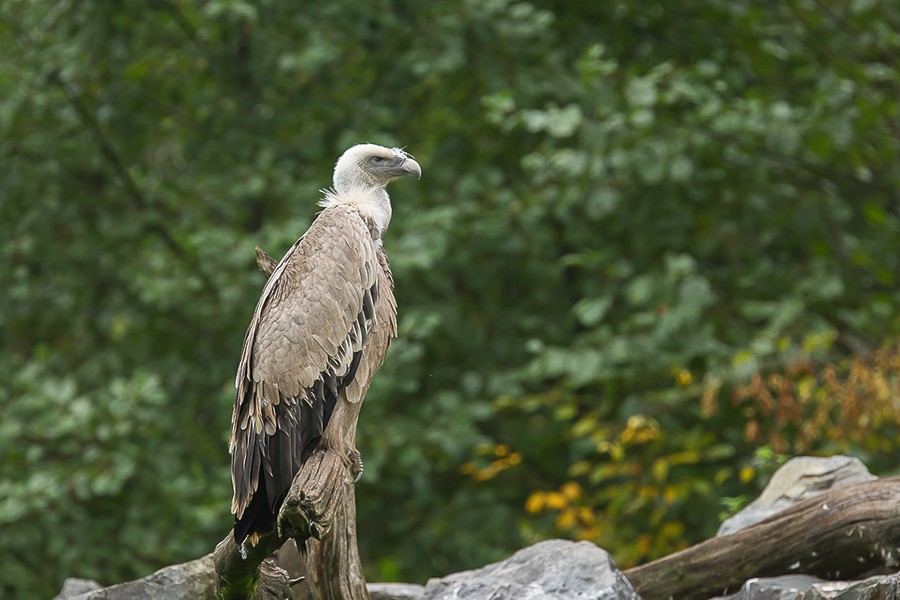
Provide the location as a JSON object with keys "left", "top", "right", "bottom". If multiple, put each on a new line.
{"left": 626, "top": 77, "right": 658, "bottom": 108}
{"left": 573, "top": 297, "right": 613, "bottom": 327}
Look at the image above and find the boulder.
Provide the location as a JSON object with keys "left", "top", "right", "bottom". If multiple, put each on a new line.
{"left": 710, "top": 575, "right": 828, "bottom": 599}
{"left": 52, "top": 556, "right": 219, "bottom": 600}
{"left": 714, "top": 572, "right": 900, "bottom": 599}
{"left": 368, "top": 582, "right": 426, "bottom": 600}
{"left": 53, "top": 578, "right": 103, "bottom": 599}
{"left": 805, "top": 572, "right": 900, "bottom": 599}
{"left": 422, "top": 539, "right": 640, "bottom": 600}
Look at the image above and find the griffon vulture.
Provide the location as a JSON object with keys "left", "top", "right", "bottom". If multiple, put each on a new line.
{"left": 230, "top": 144, "right": 421, "bottom": 545}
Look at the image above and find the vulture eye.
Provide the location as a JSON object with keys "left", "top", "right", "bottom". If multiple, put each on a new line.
{"left": 370, "top": 156, "right": 384, "bottom": 165}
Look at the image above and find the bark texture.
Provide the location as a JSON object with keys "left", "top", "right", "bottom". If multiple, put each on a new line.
{"left": 306, "top": 483, "right": 370, "bottom": 599}
{"left": 624, "top": 477, "right": 900, "bottom": 600}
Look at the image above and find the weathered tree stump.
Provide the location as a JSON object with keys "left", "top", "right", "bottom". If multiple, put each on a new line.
{"left": 213, "top": 531, "right": 286, "bottom": 600}
{"left": 624, "top": 477, "right": 900, "bottom": 600}
{"left": 277, "top": 448, "right": 353, "bottom": 542}
{"left": 306, "top": 482, "right": 369, "bottom": 599}
{"left": 278, "top": 447, "right": 369, "bottom": 600}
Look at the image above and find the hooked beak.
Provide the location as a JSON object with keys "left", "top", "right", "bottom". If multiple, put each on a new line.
{"left": 397, "top": 157, "right": 422, "bottom": 179}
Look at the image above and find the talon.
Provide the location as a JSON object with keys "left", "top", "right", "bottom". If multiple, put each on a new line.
{"left": 349, "top": 448, "right": 364, "bottom": 482}
{"left": 277, "top": 503, "right": 310, "bottom": 540}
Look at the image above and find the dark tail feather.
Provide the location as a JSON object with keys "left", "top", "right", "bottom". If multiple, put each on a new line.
{"left": 294, "top": 537, "right": 307, "bottom": 559}
{"left": 234, "top": 476, "right": 276, "bottom": 545}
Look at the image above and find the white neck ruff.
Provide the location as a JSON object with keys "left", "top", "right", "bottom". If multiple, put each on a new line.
{"left": 318, "top": 186, "right": 392, "bottom": 238}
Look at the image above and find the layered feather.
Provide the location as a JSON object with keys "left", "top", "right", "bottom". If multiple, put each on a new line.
{"left": 229, "top": 203, "right": 395, "bottom": 544}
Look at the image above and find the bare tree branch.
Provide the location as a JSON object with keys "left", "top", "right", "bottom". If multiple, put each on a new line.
{"left": 624, "top": 477, "right": 900, "bottom": 600}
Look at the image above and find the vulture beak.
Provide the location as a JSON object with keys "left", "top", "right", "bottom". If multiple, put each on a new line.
{"left": 397, "top": 157, "right": 422, "bottom": 179}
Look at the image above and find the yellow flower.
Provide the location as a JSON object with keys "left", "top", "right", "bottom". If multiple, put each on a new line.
{"left": 544, "top": 491, "right": 567, "bottom": 510}
{"left": 459, "top": 462, "right": 476, "bottom": 475}
{"left": 635, "top": 534, "right": 653, "bottom": 556}
{"left": 525, "top": 491, "right": 545, "bottom": 514}
{"left": 556, "top": 508, "right": 577, "bottom": 529}
{"left": 474, "top": 466, "right": 497, "bottom": 482}
{"left": 663, "top": 486, "right": 679, "bottom": 503}
{"left": 676, "top": 368, "right": 693, "bottom": 386}
{"left": 560, "top": 481, "right": 582, "bottom": 501}
{"left": 576, "top": 506, "right": 596, "bottom": 525}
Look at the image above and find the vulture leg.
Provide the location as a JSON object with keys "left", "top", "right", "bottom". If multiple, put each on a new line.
{"left": 348, "top": 448, "right": 364, "bottom": 482}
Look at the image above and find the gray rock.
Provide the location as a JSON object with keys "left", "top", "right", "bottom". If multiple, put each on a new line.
{"left": 422, "top": 539, "right": 640, "bottom": 600}
{"left": 711, "top": 575, "right": 828, "bottom": 599}
{"left": 805, "top": 571, "right": 900, "bottom": 598}
{"left": 714, "top": 571, "right": 900, "bottom": 599}
{"left": 718, "top": 456, "right": 876, "bottom": 536}
{"left": 368, "top": 582, "right": 426, "bottom": 600}
{"left": 54, "top": 556, "right": 220, "bottom": 600}
{"left": 53, "top": 578, "right": 103, "bottom": 599}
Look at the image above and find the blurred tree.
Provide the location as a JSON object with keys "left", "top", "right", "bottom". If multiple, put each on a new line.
{"left": 0, "top": 0, "right": 898, "bottom": 597}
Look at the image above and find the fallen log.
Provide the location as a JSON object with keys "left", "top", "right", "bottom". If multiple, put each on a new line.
{"left": 624, "top": 477, "right": 900, "bottom": 600}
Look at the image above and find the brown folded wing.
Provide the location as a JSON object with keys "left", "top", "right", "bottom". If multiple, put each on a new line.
{"left": 229, "top": 204, "right": 382, "bottom": 537}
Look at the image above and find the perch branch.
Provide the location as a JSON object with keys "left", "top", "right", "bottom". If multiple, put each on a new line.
{"left": 297, "top": 456, "right": 369, "bottom": 599}
{"left": 213, "top": 531, "right": 286, "bottom": 600}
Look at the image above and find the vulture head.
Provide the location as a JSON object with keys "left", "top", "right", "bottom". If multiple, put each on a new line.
{"left": 333, "top": 144, "right": 422, "bottom": 192}
{"left": 324, "top": 144, "right": 421, "bottom": 237}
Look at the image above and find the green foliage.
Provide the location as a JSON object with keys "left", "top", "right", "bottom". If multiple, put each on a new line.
{"left": 1, "top": 0, "right": 899, "bottom": 597}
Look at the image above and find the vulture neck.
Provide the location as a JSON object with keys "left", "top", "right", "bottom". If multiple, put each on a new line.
{"left": 320, "top": 184, "right": 392, "bottom": 241}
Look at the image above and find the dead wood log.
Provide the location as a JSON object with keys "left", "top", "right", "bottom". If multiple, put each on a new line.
{"left": 213, "top": 529, "right": 289, "bottom": 600}
{"left": 624, "top": 477, "right": 900, "bottom": 600}
{"left": 306, "top": 479, "right": 370, "bottom": 599}
{"left": 278, "top": 449, "right": 348, "bottom": 541}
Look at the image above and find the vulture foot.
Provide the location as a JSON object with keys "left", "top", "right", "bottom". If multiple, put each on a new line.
{"left": 348, "top": 448, "right": 364, "bottom": 482}
{"left": 278, "top": 502, "right": 325, "bottom": 541}
{"left": 277, "top": 503, "right": 305, "bottom": 540}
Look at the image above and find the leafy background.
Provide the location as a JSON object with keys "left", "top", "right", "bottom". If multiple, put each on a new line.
{"left": 1, "top": 0, "right": 899, "bottom": 597}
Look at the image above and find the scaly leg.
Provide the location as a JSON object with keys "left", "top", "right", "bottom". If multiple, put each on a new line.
{"left": 348, "top": 448, "right": 364, "bottom": 482}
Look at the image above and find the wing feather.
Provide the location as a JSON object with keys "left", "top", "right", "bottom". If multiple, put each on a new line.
{"left": 345, "top": 247, "right": 398, "bottom": 404}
